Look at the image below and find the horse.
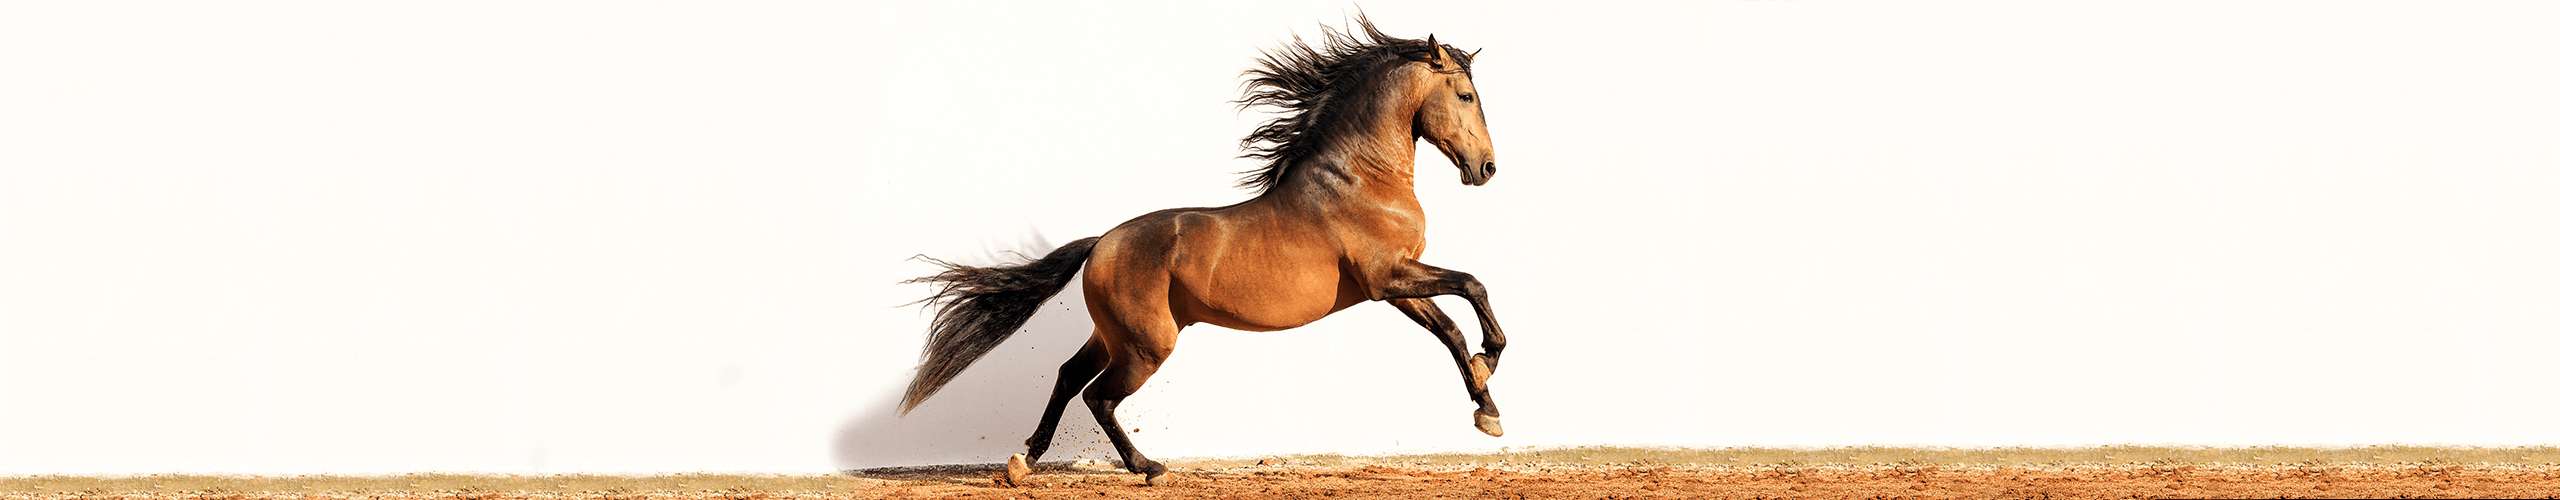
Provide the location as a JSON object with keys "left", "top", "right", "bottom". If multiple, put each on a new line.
{"left": 898, "top": 17, "right": 1503, "bottom": 486}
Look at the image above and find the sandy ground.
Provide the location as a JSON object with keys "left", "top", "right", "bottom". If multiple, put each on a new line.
{"left": 10, "top": 447, "right": 2560, "bottom": 499}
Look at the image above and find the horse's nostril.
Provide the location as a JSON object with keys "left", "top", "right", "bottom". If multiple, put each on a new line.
{"left": 1482, "top": 162, "right": 1497, "bottom": 175}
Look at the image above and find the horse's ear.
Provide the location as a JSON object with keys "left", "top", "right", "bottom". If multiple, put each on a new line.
{"left": 1426, "top": 35, "right": 1452, "bottom": 66}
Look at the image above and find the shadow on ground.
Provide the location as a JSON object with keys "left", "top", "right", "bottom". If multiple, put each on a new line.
{"left": 832, "top": 275, "right": 1115, "bottom": 470}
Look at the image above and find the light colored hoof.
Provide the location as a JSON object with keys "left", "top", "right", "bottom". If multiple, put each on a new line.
{"left": 997, "top": 453, "right": 1031, "bottom": 487}
{"left": 1474, "top": 411, "right": 1504, "bottom": 437}
{"left": 1143, "top": 470, "right": 1171, "bottom": 486}
{"left": 1468, "top": 354, "right": 1494, "bottom": 385}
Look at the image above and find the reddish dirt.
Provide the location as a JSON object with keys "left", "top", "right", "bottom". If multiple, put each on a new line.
{"left": 11, "top": 461, "right": 2559, "bottom": 499}
{"left": 846, "top": 462, "right": 2560, "bottom": 499}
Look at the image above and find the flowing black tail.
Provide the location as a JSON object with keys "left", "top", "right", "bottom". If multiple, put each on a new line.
{"left": 898, "top": 236, "right": 1101, "bottom": 414}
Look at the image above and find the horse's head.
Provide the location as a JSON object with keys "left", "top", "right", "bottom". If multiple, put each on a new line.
{"left": 1408, "top": 36, "right": 1495, "bottom": 186}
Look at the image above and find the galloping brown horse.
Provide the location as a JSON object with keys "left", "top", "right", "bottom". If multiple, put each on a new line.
{"left": 900, "top": 17, "right": 1503, "bottom": 486}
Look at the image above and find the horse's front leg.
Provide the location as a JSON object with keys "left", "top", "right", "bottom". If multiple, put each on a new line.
{"left": 1389, "top": 298, "right": 1500, "bottom": 436}
{"left": 1374, "top": 260, "right": 1509, "bottom": 436}
{"left": 1376, "top": 260, "right": 1506, "bottom": 373}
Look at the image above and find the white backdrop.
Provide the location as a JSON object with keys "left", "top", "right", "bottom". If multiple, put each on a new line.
{"left": 5, "top": 1, "right": 2560, "bottom": 475}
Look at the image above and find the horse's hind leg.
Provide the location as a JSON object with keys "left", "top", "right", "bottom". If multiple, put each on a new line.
{"left": 1023, "top": 335, "right": 1105, "bottom": 462}
{"left": 994, "top": 335, "right": 1105, "bottom": 487}
{"left": 1081, "top": 330, "right": 1176, "bottom": 485}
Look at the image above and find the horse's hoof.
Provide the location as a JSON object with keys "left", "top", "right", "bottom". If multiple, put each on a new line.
{"left": 1140, "top": 460, "right": 1170, "bottom": 486}
{"left": 999, "top": 453, "right": 1031, "bottom": 487}
{"left": 1468, "top": 354, "right": 1495, "bottom": 384}
{"left": 1473, "top": 411, "right": 1504, "bottom": 437}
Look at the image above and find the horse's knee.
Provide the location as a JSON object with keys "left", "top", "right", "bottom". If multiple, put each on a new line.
{"left": 1450, "top": 272, "right": 1487, "bottom": 299}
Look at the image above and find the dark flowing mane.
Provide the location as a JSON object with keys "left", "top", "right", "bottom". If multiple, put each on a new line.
{"left": 1235, "top": 16, "right": 1475, "bottom": 192}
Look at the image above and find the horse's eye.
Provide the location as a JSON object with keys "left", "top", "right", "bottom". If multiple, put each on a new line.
{"left": 1458, "top": 92, "right": 1475, "bottom": 102}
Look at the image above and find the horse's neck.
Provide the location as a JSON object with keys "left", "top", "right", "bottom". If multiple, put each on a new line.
{"left": 1267, "top": 134, "right": 1421, "bottom": 210}
{"left": 1307, "top": 104, "right": 1427, "bottom": 201}
{"left": 1343, "top": 144, "right": 1423, "bottom": 206}
{"left": 1265, "top": 75, "right": 1426, "bottom": 212}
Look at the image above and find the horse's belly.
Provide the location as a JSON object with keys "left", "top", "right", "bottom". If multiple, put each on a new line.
{"left": 1174, "top": 267, "right": 1357, "bottom": 332}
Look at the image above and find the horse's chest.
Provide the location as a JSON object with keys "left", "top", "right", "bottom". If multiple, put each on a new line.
{"left": 1347, "top": 208, "right": 1428, "bottom": 258}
